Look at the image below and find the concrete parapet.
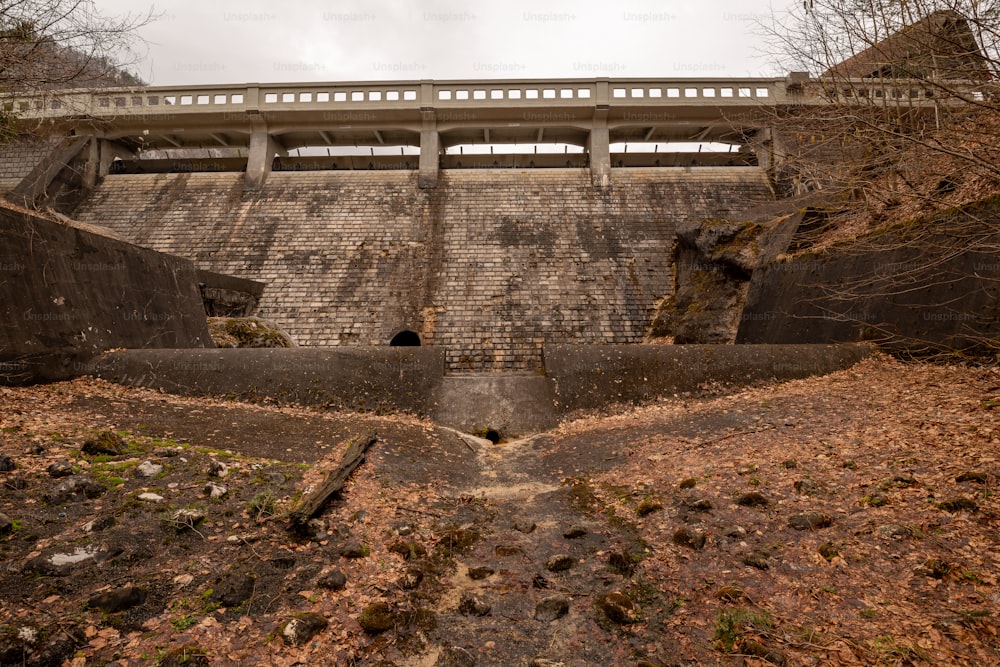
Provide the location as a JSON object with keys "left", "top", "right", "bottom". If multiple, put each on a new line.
{"left": 544, "top": 343, "right": 873, "bottom": 412}
{"left": 431, "top": 374, "right": 558, "bottom": 435}
{"left": 88, "top": 347, "right": 445, "bottom": 415}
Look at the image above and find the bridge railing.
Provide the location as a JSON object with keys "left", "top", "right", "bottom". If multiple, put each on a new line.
{"left": 1, "top": 77, "right": 987, "bottom": 123}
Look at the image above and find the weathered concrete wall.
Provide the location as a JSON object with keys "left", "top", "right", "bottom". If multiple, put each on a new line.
{"left": 737, "top": 199, "right": 1000, "bottom": 356}
{"left": 545, "top": 343, "right": 873, "bottom": 412}
{"left": 0, "top": 207, "right": 212, "bottom": 384}
{"left": 73, "top": 167, "right": 774, "bottom": 370}
{"left": 89, "top": 348, "right": 444, "bottom": 415}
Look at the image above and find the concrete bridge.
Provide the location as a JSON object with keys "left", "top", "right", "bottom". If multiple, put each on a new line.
{"left": 2, "top": 74, "right": 947, "bottom": 189}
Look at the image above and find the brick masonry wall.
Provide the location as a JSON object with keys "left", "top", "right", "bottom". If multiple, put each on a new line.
{"left": 0, "top": 138, "right": 56, "bottom": 193}
{"left": 73, "top": 168, "right": 774, "bottom": 371}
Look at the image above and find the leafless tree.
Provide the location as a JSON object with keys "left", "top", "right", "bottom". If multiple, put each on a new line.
{"left": 0, "top": 0, "right": 154, "bottom": 140}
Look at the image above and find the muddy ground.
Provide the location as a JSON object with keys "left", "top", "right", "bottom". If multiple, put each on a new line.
{"left": 0, "top": 356, "right": 997, "bottom": 666}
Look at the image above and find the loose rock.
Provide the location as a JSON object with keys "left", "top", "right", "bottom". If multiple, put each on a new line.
{"left": 204, "top": 482, "right": 228, "bottom": 499}
{"left": 596, "top": 592, "right": 635, "bottom": 625}
{"left": 340, "top": 541, "right": 367, "bottom": 558}
{"left": 82, "top": 515, "right": 115, "bottom": 533}
{"left": 793, "top": 479, "right": 821, "bottom": 496}
{"left": 743, "top": 551, "right": 770, "bottom": 570}
{"left": 358, "top": 602, "right": 396, "bottom": 634}
{"left": 213, "top": 572, "right": 256, "bottom": 607}
{"left": 458, "top": 592, "right": 491, "bottom": 617}
{"left": 534, "top": 596, "right": 570, "bottom": 622}
{"left": 514, "top": 521, "right": 536, "bottom": 534}
{"left": 137, "top": 492, "right": 164, "bottom": 503}
{"left": 86, "top": 586, "right": 146, "bottom": 612}
{"left": 937, "top": 497, "right": 978, "bottom": 513}
{"left": 400, "top": 567, "right": 423, "bottom": 590}
{"left": 0, "top": 512, "right": 12, "bottom": 536}
{"left": 788, "top": 512, "right": 833, "bottom": 530}
{"left": 45, "top": 476, "right": 105, "bottom": 503}
{"left": 169, "top": 509, "right": 206, "bottom": 531}
{"left": 208, "top": 460, "right": 229, "bottom": 478}
{"left": 678, "top": 478, "right": 698, "bottom": 489}
{"left": 81, "top": 431, "right": 126, "bottom": 456}
{"left": 135, "top": 460, "right": 163, "bottom": 478}
{"left": 818, "top": 542, "right": 840, "bottom": 561}
{"left": 3, "top": 475, "right": 26, "bottom": 490}
{"left": 158, "top": 646, "right": 210, "bottom": 667}
{"left": 735, "top": 492, "right": 769, "bottom": 507}
{"left": 47, "top": 461, "right": 73, "bottom": 478}
{"left": 607, "top": 550, "right": 637, "bottom": 576}
{"left": 956, "top": 471, "right": 989, "bottom": 484}
{"left": 636, "top": 497, "right": 664, "bottom": 516}
{"left": 0, "top": 455, "right": 15, "bottom": 471}
{"left": 317, "top": 569, "right": 347, "bottom": 591}
{"left": 723, "top": 526, "right": 747, "bottom": 540}
{"left": 467, "top": 566, "right": 495, "bottom": 580}
{"left": 281, "top": 612, "right": 328, "bottom": 646}
{"left": 876, "top": 524, "right": 910, "bottom": 539}
{"left": 388, "top": 540, "right": 427, "bottom": 560}
{"left": 673, "top": 527, "right": 706, "bottom": 550}
{"left": 545, "top": 554, "right": 575, "bottom": 572}
{"left": 436, "top": 646, "right": 476, "bottom": 667}
{"left": 562, "top": 525, "right": 587, "bottom": 539}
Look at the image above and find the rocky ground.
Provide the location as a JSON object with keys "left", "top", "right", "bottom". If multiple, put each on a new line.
{"left": 0, "top": 356, "right": 997, "bottom": 666}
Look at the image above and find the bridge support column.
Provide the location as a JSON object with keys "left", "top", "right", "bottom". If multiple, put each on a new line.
{"left": 245, "top": 121, "right": 284, "bottom": 191}
{"left": 418, "top": 110, "right": 439, "bottom": 189}
{"left": 588, "top": 100, "right": 611, "bottom": 188}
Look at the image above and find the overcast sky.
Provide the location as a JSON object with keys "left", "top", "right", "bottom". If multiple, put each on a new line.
{"left": 92, "top": 0, "right": 790, "bottom": 86}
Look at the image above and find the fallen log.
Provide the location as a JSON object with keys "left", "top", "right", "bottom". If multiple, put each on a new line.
{"left": 289, "top": 433, "right": 377, "bottom": 529}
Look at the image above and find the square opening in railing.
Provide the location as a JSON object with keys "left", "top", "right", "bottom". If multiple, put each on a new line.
{"left": 492, "top": 89, "right": 505, "bottom": 99}
{"left": 334, "top": 92, "right": 347, "bottom": 102}
{"left": 232, "top": 94, "right": 244, "bottom": 104}
{"left": 351, "top": 91, "right": 364, "bottom": 101}
{"left": 132, "top": 97, "right": 143, "bottom": 106}
{"left": 720, "top": 88, "right": 733, "bottom": 97}
{"left": 439, "top": 90, "right": 452, "bottom": 100}
{"left": 180, "top": 95, "right": 193, "bottom": 105}
{"left": 631, "top": 88, "right": 644, "bottom": 98}
{"left": 542, "top": 89, "right": 556, "bottom": 99}
{"left": 51, "top": 100, "right": 62, "bottom": 109}
{"left": 560, "top": 89, "right": 573, "bottom": 99}
{"left": 265, "top": 93, "right": 278, "bottom": 103}
{"left": 526, "top": 89, "right": 539, "bottom": 99}
{"left": 667, "top": 88, "right": 680, "bottom": 98}
{"left": 98, "top": 98, "right": 110, "bottom": 107}
{"left": 214, "top": 94, "right": 226, "bottom": 104}
{"left": 115, "top": 97, "right": 126, "bottom": 107}
{"left": 317, "top": 92, "right": 330, "bottom": 102}
{"left": 369, "top": 91, "right": 382, "bottom": 101}
{"left": 612, "top": 88, "right": 626, "bottom": 98}
{"left": 702, "top": 88, "right": 716, "bottom": 97}
{"left": 474, "top": 89, "right": 487, "bottom": 99}
{"left": 578, "top": 88, "right": 591, "bottom": 98}
{"left": 282, "top": 93, "right": 295, "bottom": 103}
{"left": 387, "top": 91, "right": 399, "bottom": 101}
{"left": 300, "top": 92, "right": 313, "bottom": 102}
{"left": 738, "top": 88, "right": 751, "bottom": 97}
{"left": 404, "top": 90, "right": 417, "bottom": 100}
{"left": 509, "top": 89, "right": 522, "bottom": 99}
{"left": 756, "top": 88, "right": 769, "bottom": 97}
{"left": 197, "top": 95, "right": 209, "bottom": 104}
{"left": 649, "top": 89, "right": 662, "bottom": 98}
{"left": 147, "top": 96, "right": 159, "bottom": 105}
{"left": 684, "top": 88, "right": 697, "bottom": 97}
{"left": 456, "top": 90, "right": 469, "bottom": 100}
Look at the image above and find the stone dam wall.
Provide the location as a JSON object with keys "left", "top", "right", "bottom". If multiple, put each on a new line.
{"left": 73, "top": 168, "right": 774, "bottom": 371}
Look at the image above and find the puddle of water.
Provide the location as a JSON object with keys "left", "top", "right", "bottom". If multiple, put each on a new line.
{"left": 49, "top": 546, "right": 98, "bottom": 566}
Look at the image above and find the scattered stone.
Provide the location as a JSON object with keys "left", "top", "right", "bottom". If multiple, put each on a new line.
{"left": 737, "top": 464, "right": 758, "bottom": 476}
{"left": 169, "top": 509, "right": 206, "bottom": 531}
{"left": 788, "top": 512, "right": 833, "bottom": 530}
{"left": 891, "top": 474, "right": 918, "bottom": 487}
{"left": 82, "top": 515, "right": 115, "bottom": 533}
{"left": 340, "top": 541, "right": 367, "bottom": 558}
{"left": 681, "top": 495, "right": 713, "bottom": 512}
{"left": 45, "top": 476, "right": 105, "bottom": 503}
{"left": 458, "top": 592, "right": 491, "bottom": 617}
{"left": 535, "top": 596, "right": 570, "bottom": 622}
{"left": 514, "top": 520, "right": 536, "bottom": 534}
{"left": 742, "top": 551, "right": 770, "bottom": 570}
{"left": 723, "top": 526, "right": 747, "bottom": 540}
{"left": 81, "top": 431, "right": 126, "bottom": 456}
{"left": 937, "top": 497, "right": 978, "bottom": 513}
{"left": 956, "top": 471, "right": 989, "bottom": 484}
{"left": 782, "top": 460, "right": 798, "bottom": 469}
{"left": 876, "top": 524, "right": 910, "bottom": 539}
{"left": 158, "top": 646, "right": 210, "bottom": 667}
{"left": 818, "top": 542, "right": 840, "bottom": 561}
{"left": 213, "top": 572, "right": 256, "bottom": 607}
{"left": 678, "top": 478, "right": 698, "bottom": 490}
{"left": 735, "top": 492, "right": 769, "bottom": 507}
{"left": 395, "top": 523, "right": 414, "bottom": 536}
{"left": 467, "top": 566, "right": 494, "bottom": 580}
{"left": 436, "top": 527, "right": 479, "bottom": 555}
{"left": 673, "top": 527, "right": 706, "bottom": 550}
{"left": 388, "top": 540, "right": 427, "bottom": 560}
{"left": 861, "top": 492, "right": 889, "bottom": 507}
{"left": 530, "top": 660, "right": 565, "bottom": 667}
{"left": 263, "top": 472, "right": 286, "bottom": 485}
{"left": 400, "top": 567, "right": 423, "bottom": 590}
{"left": 135, "top": 460, "right": 163, "bottom": 478}
{"left": 0, "top": 512, "right": 11, "bottom": 536}
{"left": 436, "top": 646, "right": 476, "bottom": 667}
{"left": 317, "top": 569, "right": 347, "bottom": 591}
{"left": 532, "top": 574, "right": 549, "bottom": 589}
{"left": 740, "top": 638, "right": 787, "bottom": 665}
{"left": 282, "top": 612, "right": 328, "bottom": 646}
{"left": 204, "top": 482, "right": 228, "bottom": 499}
{"left": 562, "top": 525, "right": 587, "bottom": 539}
{"left": 155, "top": 447, "right": 182, "bottom": 457}
{"left": 919, "top": 558, "right": 951, "bottom": 579}
{"left": 495, "top": 545, "right": 523, "bottom": 557}
{"left": 793, "top": 479, "right": 821, "bottom": 496}
{"left": 47, "top": 461, "right": 73, "bottom": 478}
{"left": 0, "top": 455, "right": 15, "bottom": 472}
{"left": 717, "top": 585, "right": 746, "bottom": 602}
{"left": 137, "top": 492, "right": 164, "bottom": 503}
{"left": 358, "top": 603, "right": 396, "bottom": 634}
{"left": 3, "top": 475, "right": 26, "bottom": 490}
{"left": 636, "top": 497, "right": 664, "bottom": 516}
{"left": 545, "top": 554, "right": 575, "bottom": 572}
{"left": 596, "top": 592, "right": 635, "bottom": 625}
{"left": 86, "top": 586, "right": 146, "bottom": 612}
{"left": 842, "top": 460, "right": 858, "bottom": 470}
{"left": 207, "top": 460, "right": 229, "bottom": 478}
{"left": 608, "top": 550, "right": 637, "bottom": 576}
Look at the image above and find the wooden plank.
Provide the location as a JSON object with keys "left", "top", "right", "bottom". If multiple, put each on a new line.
{"left": 289, "top": 433, "right": 377, "bottom": 527}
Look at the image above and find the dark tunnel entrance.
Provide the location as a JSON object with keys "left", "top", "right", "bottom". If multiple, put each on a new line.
{"left": 390, "top": 330, "right": 421, "bottom": 346}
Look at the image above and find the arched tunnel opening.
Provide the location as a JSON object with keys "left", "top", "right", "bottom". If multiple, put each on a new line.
{"left": 390, "top": 330, "right": 421, "bottom": 346}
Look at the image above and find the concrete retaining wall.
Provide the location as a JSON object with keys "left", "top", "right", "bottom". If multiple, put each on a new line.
{"left": 544, "top": 343, "right": 873, "bottom": 412}
{"left": 737, "top": 198, "right": 1000, "bottom": 356}
{"left": 89, "top": 347, "right": 445, "bottom": 415}
{"left": 0, "top": 207, "right": 212, "bottom": 384}
{"left": 73, "top": 168, "right": 774, "bottom": 370}
{"left": 89, "top": 343, "right": 871, "bottom": 433}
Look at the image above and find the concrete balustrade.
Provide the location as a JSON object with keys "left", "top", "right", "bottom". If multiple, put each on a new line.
{"left": 2, "top": 76, "right": 969, "bottom": 190}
